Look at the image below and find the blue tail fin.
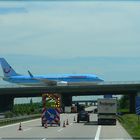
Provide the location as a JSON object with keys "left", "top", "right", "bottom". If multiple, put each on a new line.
{"left": 0, "top": 58, "right": 19, "bottom": 77}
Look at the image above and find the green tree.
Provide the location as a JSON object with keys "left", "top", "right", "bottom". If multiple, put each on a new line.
{"left": 119, "top": 95, "right": 129, "bottom": 109}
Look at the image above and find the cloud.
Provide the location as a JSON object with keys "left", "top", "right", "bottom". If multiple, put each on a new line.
{"left": 0, "top": 1, "right": 140, "bottom": 83}
{"left": 0, "top": 7, "right": 27, "bottom": 14}
{"left": 0, "top": 1, "right": 140, "bottom": 59}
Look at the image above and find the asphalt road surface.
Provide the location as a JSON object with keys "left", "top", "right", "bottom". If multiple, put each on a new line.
{"left": 0, "top": 108, "right": 132, "bottom": 140}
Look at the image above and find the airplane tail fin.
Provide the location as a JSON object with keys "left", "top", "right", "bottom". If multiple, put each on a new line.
{"left": 0, "top": 58, "right": 19, "bottom": 77}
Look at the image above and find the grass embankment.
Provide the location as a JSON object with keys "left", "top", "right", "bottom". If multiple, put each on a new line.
{"left": 0, "top": 114, "right": 40, "bottom": 127}
{"left": 0, "top": 103, "right": 42, "bottom": 126}
{"left": 118, "top": 114, "right": 140, "bottom": 139}
{"left": 118, "top": 108, "right": 129, "bottom": 114}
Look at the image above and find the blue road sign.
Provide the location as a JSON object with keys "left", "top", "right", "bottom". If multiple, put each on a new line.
{"left": 136, "top": 96, "right": 140, "bottom": 115}
{"left": 45, "top": 108, "right": 57, "bottom": 122}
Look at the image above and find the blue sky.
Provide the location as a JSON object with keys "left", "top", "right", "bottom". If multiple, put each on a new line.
{"left": 0, "top": 1, "right": 140, "bottom": 85}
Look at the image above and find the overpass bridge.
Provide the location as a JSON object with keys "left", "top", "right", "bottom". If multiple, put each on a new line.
{"left": 0, "top": 81, "right": 140, "bottom": 112}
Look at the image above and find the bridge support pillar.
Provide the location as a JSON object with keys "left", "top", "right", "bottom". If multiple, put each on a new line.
{"left": 0, "top": 95, "right": 14, "bottom": 112}
{"left": 129, "top": 94, "right": 136, "bottom": 113}
{"left": 62, "top": 95, "right": 72, "bottom": 110}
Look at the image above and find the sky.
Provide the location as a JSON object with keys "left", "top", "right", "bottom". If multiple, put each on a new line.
{"left": 0, "top": 0, "right": 140, "bottom": 85}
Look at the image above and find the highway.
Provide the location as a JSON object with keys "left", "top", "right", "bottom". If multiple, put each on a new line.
{"left": 0, "top": 110, "right": 132, "bottom": 140}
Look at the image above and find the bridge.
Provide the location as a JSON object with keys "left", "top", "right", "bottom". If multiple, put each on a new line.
{"left": 0, "top": 81, "right": 140, "bottom": 112}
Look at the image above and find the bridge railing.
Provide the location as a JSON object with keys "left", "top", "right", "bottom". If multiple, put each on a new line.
{"left": 98, "top": 81, "right": 140, "bottom": 85}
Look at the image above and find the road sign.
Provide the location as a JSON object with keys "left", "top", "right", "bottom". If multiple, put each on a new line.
{"left": 45, "top": 108, "right": 57, "bottom": 122}
{"left": 45, "top": 108, "right": 60, "bottom": 126}
{"left": 136, "top": 96, "right": 140, "bottom": 115}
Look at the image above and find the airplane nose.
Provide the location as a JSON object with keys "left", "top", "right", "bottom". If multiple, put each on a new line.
{"left": 98, "top": 78, "right": 104, "bottom": 81}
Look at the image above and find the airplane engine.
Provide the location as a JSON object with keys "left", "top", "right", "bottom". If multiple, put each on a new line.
{"left": 57, "top": 81, "right": 68, "bottom": 86}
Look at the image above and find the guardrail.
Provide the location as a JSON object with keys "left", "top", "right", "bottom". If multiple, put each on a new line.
{"left": 0, "top": 114, "right": 40, "bottom": 126}
{"left": 0, "top": 84, "right": 28, "bottom": 88}
{"left": 98, "top": 81, "right": 140, "bottom": 85}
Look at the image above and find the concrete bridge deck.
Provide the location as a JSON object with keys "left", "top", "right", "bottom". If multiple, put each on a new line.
{"left": 0, "top": 81, "right": 140, "bottom": 112}
{"left": 0, "top": 81, "right": 140, "bottom": 97}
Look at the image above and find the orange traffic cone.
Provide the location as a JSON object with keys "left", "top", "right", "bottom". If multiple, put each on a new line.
{"left": 18, "top": 122, "right": 22, "bottom": 131}
{"left": 44, "top": 122, "right": 48, "bottom": 128}
{"left": 63, "top": 121, "right": 66, "bottom": 127}
{"left": 66, "top": 119, "right": 69, "bottom": 125}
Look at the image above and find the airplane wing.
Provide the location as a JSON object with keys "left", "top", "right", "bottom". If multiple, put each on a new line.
{"left": 28, "top": 70, "right": 33, "bottom": 78}
{"left": 27, "top": 71, "right": 67, "bottom": 86}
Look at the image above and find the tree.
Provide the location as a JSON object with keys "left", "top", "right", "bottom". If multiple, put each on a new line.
{"left": 119, "top": 95, "right": 129, "bottom": 109}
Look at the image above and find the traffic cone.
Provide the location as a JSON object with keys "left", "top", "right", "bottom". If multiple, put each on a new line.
{"left": 18, "top": 122, "right": 22, "bottom": 131}
{"left": 44, "top": 122, "right": 48, "bottom": 128}
{"left": 63, "top": 121, "right": 66, "bottom": 127}
{"left": 66, "top": 119, "right": 69, "bottom": 125}
{"left": 74, "top": 116, "right": 76, "bottom": 122}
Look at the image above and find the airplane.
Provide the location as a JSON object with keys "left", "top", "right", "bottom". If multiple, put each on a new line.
{"left": 0, "top": 58, "right": 103, "bottom": 86}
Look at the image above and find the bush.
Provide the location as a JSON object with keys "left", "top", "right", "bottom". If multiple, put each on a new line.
{"left": 12, "top": 103, "right": 42, "bottom": 116}
{"left": 4, "top": 111, "right": 14, "bottom": 118}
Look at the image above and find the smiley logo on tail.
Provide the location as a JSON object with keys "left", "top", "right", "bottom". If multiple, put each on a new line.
{"left": 4, "top": 66, "right": 11, "bottom": 74}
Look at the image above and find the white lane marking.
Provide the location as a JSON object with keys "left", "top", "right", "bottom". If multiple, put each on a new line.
{"left": 94, "top": 125, "right": 101, "bottom": 140}
{"left": 0, "top": 118, "right": 40, "bottom": 129}
{"left": 41, "top": 138, "right": 46, "bottom": 140}
{"left": 23, "top": 128, "right": 32, "bottom": 132}
{"left": 57, "top": 128, "right": 63, "bottom": 132}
